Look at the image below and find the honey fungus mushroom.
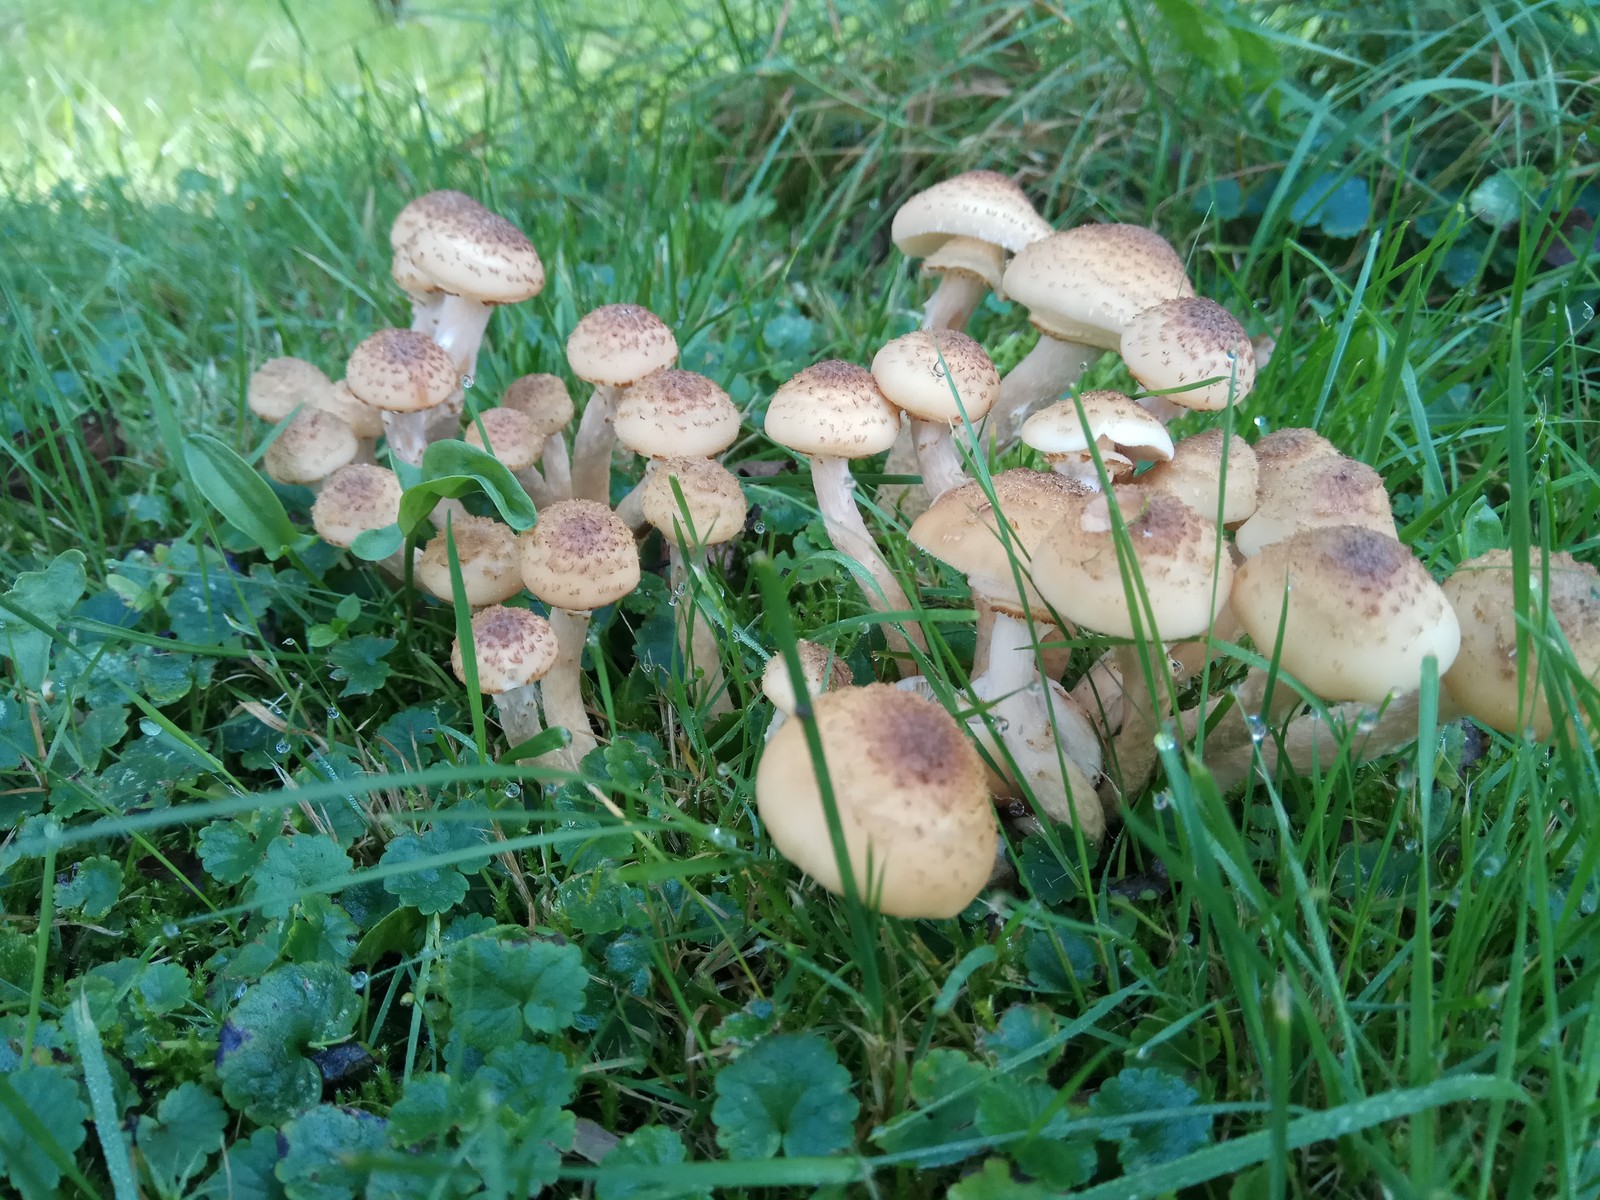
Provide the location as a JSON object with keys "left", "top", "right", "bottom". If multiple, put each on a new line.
{"left": 451, "top": 605, "right": 560, "bottom": 753}
{"left": 567, "top": 304, "right": 679, "bottom": 504}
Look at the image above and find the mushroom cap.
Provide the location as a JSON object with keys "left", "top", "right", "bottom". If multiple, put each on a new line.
{"left": 761, "top": 639, "right": 852, "bottom": 716}
{"left": 613, "top": 369, "right": 740, "bottom": 459}
{"left": 464, "top": 407, "right": 543, "bottom": 472}
{"left": 754, "top": 683, "right": 998, "bottom": 919}
{"left": 1020, "top": 390, "right": 1174, "bottom": 469}
{"left": 315, "top": 380, "right": 386, "bottom": 440}
{"left": 1003, "top": 225, "right": 1194, "bottom": 351}
{"left": 1034, "top": 487, "right": 1232, "bottom": 640}
{"left": 391, "top": 189, "right": 482, "bottom": 254}
{"left": 502, "top": 374, "right": 575, "bottom": 436}
{"left": 249, "top": 357, "right": 333, "bottom": 422}
{"left": 1231, "top": 525, "right": 1461, "bottom": 703}
{"left": 345, "top": 329, "right": 459, "bottom": 414}
{"left": 764, "top": 360, "right": 901, "bottom": 459}
{"left": 870, "top": 330, "right": 1000, "bottom": 425}
{"left": 565, "top": 304, "right": 678, "bottom": 387}
{"left": 1254, "top": 428, "right": 1341, "bottom": 489}
{"left": 1121, "top": 297, "right": 1256, "bottom": 412}
{"left": 391, "top": 242, "right": 439, "bottom": 302}
{"left": 909, "top": 468, "right": 1087, "bottom": 615}
{"left": 519, "top": 499, "right": 641, "bottom": 611}
{"left": 311, "top": 464, "right": 402, "bottom": 549}
{"left": 451, "top": 604, "right": 560, "bottom": 694}
{"left": 640, "top": 457, "right": 748, "bottom": 546}
{"left": 1442, "top": 549, "right": 1600, "bottom": 739}
{"left": 1234, "top": 454, "right": 1396, "bottom": 558}
{"left": 1139, "top": 430, "right": 1259, "bottom": 527}
{"left": 891, "top": 169, "right": 1053, "bottom": 259}
{"left": 416, "top": 516, "right": 525, "bottom": 608}
{"left": 920, "top": 235, "right": 1007, "bottom": 294}
{"left": 404, "top": 202, "right": 545, "bottom": 306}
{"left": 264, "top": 409, "right": 359, "bottom": 486}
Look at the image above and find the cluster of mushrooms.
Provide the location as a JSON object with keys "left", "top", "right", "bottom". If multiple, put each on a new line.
{"left": 249, "top": 176, "right": 1600, "bottom": 922}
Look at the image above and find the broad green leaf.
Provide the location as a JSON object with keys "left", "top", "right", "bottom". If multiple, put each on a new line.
{"left": 711, "top": 1032, "right": 859, "bottom": 1159}
{"left": 975, "top": 1079, "right": 1095, "bottom": 1188}
{"left": 197, "top": 818, "right": 271, "bottom": 884}
{"left": 475, "top": 1042, "right": 577, "bottom": 1112}
{"left": 382, "top": 834, "right": 471, "bottom": 915}
{"left": 598, "top": 1126, "right": 709, "bottom": 1200}
{"left": 388, "top": 1074, "right": 456, "bottom": 1146}
{"left": 1089, "top": 1067, "right": 1211, "bottom": 1169}
{"left": 277, "top": 1104, "right": 387, "bottom": 1200}
{"left": 0, "top": 1067, "right": 89, "bottom": 1200}
{"left": 183, "top": 433, "right": 299, "bottom": 559}
{"left": 349, "top": 523, "right": 404, "bottom": 562}
{"left": 54, "top": 854, "right": 123, "bottom": 919}
{"left": 1469, "top": 167, "right": 1545, "bottom": 229}
{"left": 327, "top": 635, "right": 397, "bottom": 697}
{"left": 872, "top": 1049, "right": 987, "bottom": 1168}
{"left": 136, "top": 1083, "right": 227, "bottom": 1197}
{"left": 0, "top": 550, "right": 87, "bottom": 689}
{"left": 248, "top": 835, "right": 352, "bottom": 919}
{"left": 981, "top": 1004, "right": 1061, "bottom": 1078}
{"left": 946, "top": 1158, "right": 1056, "bottom": 1200}
{"left": 196, "top": 1127, "right": 284, "bottom": 1200}
{"left": 445, "top": 933, "right": 588, "bottom": 1049}
{"left": 397, "top": 440, "right": 537, "bottom": 535}
{"left": 1461, "top": 496, "right": 1506, "bottom": 559}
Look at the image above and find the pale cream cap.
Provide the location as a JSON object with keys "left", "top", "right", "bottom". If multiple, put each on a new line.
{"left": 870, "top": 330, "right": 1000, "bottom": 424}
{"left": 566, "top": 304, "right": 678, "bottom": 387}
{"left": 315, "top": 380, "right": 386, "bottom": 439}
{"left": 249, "top": 357, "right": 333, "bottom": 422}
{"left": 761, "top": 640, "right": 852, "bottom": 716}
{"left": 464, "top": 407, "right": 543, "bottom": 472}
{"left": 451, "top": 604, "right": 559, "bottom": 694}
{"left": 640, "top": 457, "right": 747, "bottom": 546}
{"left": 614, "top": 369, "right": 740, "bottom": 459}
{"left": 503, "top": 374, "right": 575, "bottom": 436}
{"left": 404, "top": 201, "right": 544, "bottom": 305}
{"left": 891, "top": 170, "right": 1052, "bottom": 259}
{"left": 920, "top": 235, "right": 1007, "bottom": 294}
{"left": 1234, "top": 454, "right": 1396, "bottom": 558}
{"left": 764, "top": 360, "right": 901, "bottom": 459}
{"left": 1121, "top": 297, "right": 1256, "bottom": 411}
{"left": 519, "top": 499, "right": 642, "bottom": 611}
{"left": 311, "top": 463, "right": 402, "bottom": 548}
{"left": 1020, "top": 390, "right": 1174, "bottom": 477}
{"left": 416, "top": 515, "right": 525, "bottom": 608}
{"left": 345, "top": 329, "right": 459, "bottom": 414}
{"left": 264, "top": 409, "right": 359, "bottom": 486}
{"left": 1139, "top": 429, "right": 1259, "bottom": 527}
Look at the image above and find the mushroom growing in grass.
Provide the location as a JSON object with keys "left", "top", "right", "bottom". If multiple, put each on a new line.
{"left": 1121, "top": 297, "right": 1256, "bottom": 422}
{"left": 315, "top": 381, "right": 386, "bottom": 459}
{"left": 519, "top": 500, "right": 642, "bottom": 767}
{"left": 249, "top": 357, "right": 333, "bottom": 422}
{"left": 391, "top": 190, "right": 480, "bottom": 333}
{"left": 1234, "top": 454, "right": 1397, "bottom": 558}
{"left": 264, "top": 409, "right": 360, "bottom": 493}
{"left": 639, "top": 456, "right": 747, "bottom": 717}
{"left": 345, "top": 329, "right": 459, "bottom": 467}
{"left": 1019, "top": 390, "right": 1174, "bottom": 490}
{"left": 763, "top": 360, "right": 927, "bottom": 659}
{"left": 754, "top": 683, "right": 998, "bottom": 919}
{"left": 1139, "top": 429, "right": 1259, "bottom": 528}
{"left": 311, "top": 463, "right": 409, "bottom": 578}
{"left": 451, "top": 604, "right": 560, "bottom": 754}
{"left": 871, "top": 329, "right": 1000, "bottom": 501}
{"left": 761, "top": 639, "right": 852, "bottom": 740}
{"left": 613, "top": 369, "right": 741, "bottom": 531}
{"left": 415, "top": 516, "right": 525, "bottom": 610}
{"left": 464, "top": 407, "right": 551, "bottom": 506}
{"left": 503, "top": 374, "right": 576, "bottom": 501}
{"left": 567, "top": 305, "right": 679, "bottom": 504}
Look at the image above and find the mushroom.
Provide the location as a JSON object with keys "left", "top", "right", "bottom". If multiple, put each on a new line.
{"left": 1234, "top": 454, "right": 1397, "bottom": 558}
{"left": 612, "top": 369, "right": 741, "bottom": 531}
{"left": 761, "top": 639, "right": 852, "bottom": 740}
{"left": 263, "top": 409, "right": 360, "bottom": 493}
{"left": 463, "top": 407, "right": 551, "bottom": 505}
{"left": 1019, "top": 390, "right": 1174, "bottom": 491}
{"left": 639, "top": 456, "right": 748, "bottom": 717}
{"left": 1253, "top": 428, "right": 1341, "bottom": 486}
{"left": 311, "top": 463, "right": 409, "bottom": 578}
{"left": 503, "top": 374, "right": 576, "bottom": 501}
{"left": 415, "top": 515, "right": 525, "bottom": 610}
{"left": 870, "top": 329, "right": 1000, "bottom": 501}
{"left": 1139, "top": 429, "right": 1259, "bottom": 528}
{"left": 344, "top": 329, "right": 459, "bottom": 467}
{"left": 518, "top": 499, "right": 642, "bottom": 766}
{"left": 451, "top": 604, "right": 560, "bottom": 754}
{"left": 314, "top": 381, "right": 387, "bottom": 460}
{"left": 754, "top": 683, "right": 998, "bottom": 919}
{"left": 763, "top": 360, "right": 927, "bottom": 659}
{"left": 1121, "top": 297, "right": 1257, "bottom": 423}
{"left": 248, "top": 357, "right": 333, "bottom": 422}
{"left": 567, "top": 305, "right": 679, "bottom": 504}
{"left": 390, "top": 189, "right": 481, "bottom": 333}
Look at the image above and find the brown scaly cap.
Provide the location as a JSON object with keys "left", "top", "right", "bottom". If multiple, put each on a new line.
{"left": 640, "top": 457, "right": 748, "bottom": 546}
{"left": 754, "top": 683, "right": 998, "bottom": 919}
{"left": 263, "top": 409, "right": 359, "bottom": 486}
{"left": 248, "top": 357, "right": 333, "bottom": 422}
{"left": 503, "top": 374, "right": 575, "bottom": 436}
{"left": 891, "top": 170, "right": 1053, "bottom": 258}
{"left": 566, "top": 304, "right": 678, "bottom": 387}
{"left": 1254, "top": 427, "right": 1340, "bottom": 483}
{"left": 391, "top": 190, "right": 482, "bottom": 254}
{"left": 1235, "top": 453, "right": 1396, "bottom": 557}
{"left": 464, "top": 407, "right": 543, "bottom": 473}
{"left": 416, "top": 516, "right": 524, "bottom": 608}
{"left": 870, "top": 330, "right": 1000, "bottom": 424}
{"left": 452, "top": 604, "right": 560, "bottom": 694}
{"left": 764, "top": 360, "right": 901, "bottom": 459}
{"left": 614, "top": 369, "right": 741, "bottom": 459}
{"left": 761, "top": 640, "right": 853, "bottom": 716}
{"left": 519, "top": 499, "right": 641, "bottom": 611}
{"left": 311, "top": 464, "right": 402, "bottom": 549}
{"left": 345, "top": 329, "right": 459, "bottom": 414}
{"left": 1121, "top": 297, "right": 1256, "bottom": 412}
{"left": 1139, "top": 429, "right": 1259, "bottom": 527}
{"left": 404, "top": 198, "right": 544, "bottom": 306}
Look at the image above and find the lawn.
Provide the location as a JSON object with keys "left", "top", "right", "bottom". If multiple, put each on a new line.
{"left": 1, "top": 0, "right": 1598, "bottom": 1196}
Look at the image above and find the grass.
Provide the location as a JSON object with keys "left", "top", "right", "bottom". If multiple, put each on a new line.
{"left": 2, "top": 0, "right": 1599, "bottom": 1195}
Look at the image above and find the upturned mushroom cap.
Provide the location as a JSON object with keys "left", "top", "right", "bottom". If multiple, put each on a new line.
{"left": 503, "top": 374, "right": 575, "bottom": 436}
{"left": 404, "top": 202, "right": 545, "bottom": 306}
{"left": 1254, "top": 428, "right": 1341, "bottom": 489}
{"left": 1003, "top": 225, "right": 1195, "bottom": 351}
{"left": 1121, "top": 297, "right": 1256, "bottom": 412}
{"left": 1234, "top": 454, "right": 1396, "bottom": 558}
{"left": 909, "top": 468, "right": 1086, "bottom": 615}
{"left": 566, "top": 304, "right": 678, "bottom": 387}
{"left": 640, "top": 457, "right": 747, "bottom": 546}
{"left": 764, "top": 360, "right": 901, "bottom": 459}
{"left": 451, "top": 604, "right": 560, "bottom": 694}
{"left": 519, "top": 499, "right": 641, "bottom": 611}
{"left": 754, "top": 683, "right": 998, "bottom": 919}
{"left": 249, "top": 357, "right": 333, "bottom": 422}
{"left": 1020, "top": 390, "right": 1174, "bottom": 478}
{"left": 464, "top": 407, "right": 543, "bottom": 472}
{"left": 614, "top": 369, "right": 740, "bottom": 459}
{"left": 345, "top": 329, "right": 459, "bottom": 414}
{"left": 1443, "top": 549, "right": 1600, "bottom": 738}
{"left": 761, "top": 640, "right": 852, "bottom": 716}
{"left": 1034, "top": 487, "right": 1232, "bottom": 640}
{"left": 311, "top": 464, "right": 402, "bottom": 548}
{"left": 315, "top": 380, "right": 386, "bottom": 440}
{"left": 1231, "top": 525, "right": 1461, "bottom": 703}
{"left": 416, "top": 516, "right": 524, "bottom": 608}
{"left": 870, "top": 330, "right": 1000, "bottom": 425}
{"left": 891, "top": 170, "right": 1053, "bottom": 259}
{"left": 920, "top": 235, "right": 1007, "bottom": 294}
{"left": 1139, "top": 430, "right": 1259, "bottom": 527}
{"left": 264, "top": 409, "right": 360, "bottom": 486}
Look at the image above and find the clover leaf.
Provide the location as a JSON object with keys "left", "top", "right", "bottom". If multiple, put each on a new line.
{"left": 216, "top": 962, "right": 361, "bottom": 1124}
{"left": 445, "top": 932, "right": 588, "bottom": 1050}
{"left": 711, "top": 1032, "right": 859, "bottom": 1159}
{"left": 1089, "top": 1066, "right": 1211, "bottom": 1169}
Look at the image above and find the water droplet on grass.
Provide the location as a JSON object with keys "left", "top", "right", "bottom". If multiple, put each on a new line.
{"left": 162, "top": 922, "right": 179, "bottom": 938}
{"left": 352, "top": 971, "right": 370, "bottom": 990}
{"left": 274, "top": 740, "right": 290, "bottom": 755}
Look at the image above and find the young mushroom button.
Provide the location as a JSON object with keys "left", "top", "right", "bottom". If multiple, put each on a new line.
{"left": 345, "top": 328, "right": 459, "bottom": 467}
{"left": 451, "top": 604, "right": 560, "bottom": 753}
{"left": 567, "top": 304, "right": 679, "bottom": 504}
{"left": 249, "top": 356, "right": 333, "bottom": 422}
{"left": 762, "top": 639, "right": 852, "bottom": 739}
{"left": 416, "top": 516, "right": 525, "bottom": 610}
{"left": 464, "top": 407, "right": 550, "bottom": 505}
{"left": 503, "top": 373, "right": 576, "bottom": 501}
{"left": 263, "top": 409, "right": 360, "bottom": 492}
{"left": 311, "top": 463, "right": 407, "bottom": 578}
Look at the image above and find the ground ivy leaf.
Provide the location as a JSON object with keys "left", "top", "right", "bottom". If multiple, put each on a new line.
{"left": 136, "top": 1082, "right": 226, "bottom": 1195}
{"left": 217, "top": 962, "right": 361, "bottom": 1124}
{"left": 137, "top": 650, "right": 202, "bottom": 704}
{"left": 196, "top": 1127, "right": 285, "bottom": 1200}
{"left": 598, "top": 1125, "right": 709, "bottom": 1200}
{"left": 249, "top": 835, "right": 352, "bottom": 919}
{"left": 709, "top": 998, "right": 777, "bottom": 1048}
{"left": 975, "top": 1079, "right": 1093, "bottom": 1188}
{"left": 711, "top": 1032, "right": 859, "bottom": 1159}
{"left": 282, "top": 896, "right": 359, "bottom": 966}
{"left": 198, "top": 819, "right": 271, "bottom": 885}
{"left": 0, "top": 550, "right": 87, "bottom": 690}
{"left": 277, "top": 1104, "right": 387, "bottom": 1200}
{"left": 137, "top": 962, "right": 191, "bottom": 1016}
{"left": 163, "top": 562, "right": 271, "bottom": 647}
{"left": 1089, "top": 1066, "right": 1211, "bottom": 1169}
{"left": 445, "top": 933, "right": 588, "bottom": 1048}
{"left": 93, "top": 733, "right": 207, "bottom": 812}
{"left": 0, "top": 1066, "right": 90, "bottom": 1199}
{"left": 981, "top": 1003, "right": 1061, "bottom": 1078}
{"left": 55, "top": 854, "right": 124, "bottom": 919}
{"left": 388, "top": 1074, "right": 456, "bottom": 1147}
{"left": 327, "top": 635, "right": 397, "bottom": 698}
{"left": 374, "top": 705, "right": 450, "bottom": 771}
{"left": 381, "top": 834, "right": 469, "bottom": 914}
{"left": 476, "top": 1042, "right": 576, "bottom": 1112}
{"left": 0, "top": 696, "right": 33, "bottom": 771}
{"left": 945, "top": 1157, "right": 1056, "bottom": 1200}
{"left": 872, "top": 1049, "right": 987, "bottom": 1167}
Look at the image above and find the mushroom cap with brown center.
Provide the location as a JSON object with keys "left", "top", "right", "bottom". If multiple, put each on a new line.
{"left": 249, "top": 357, "right": 333, "bottom": 422}
{"left": 566, "top": 304, "right": 678, "bottom": 387}
{"left": 451, "top": 604, "right": 560, "bottom": 694}
{"left": 1121, "top": 297, "right": 1256, "bottom": 412}
{"left": 264, "top": 409, "right": 360, "bottom": 486}
{"left": 920, "top": 235, "right": 1007, "bottom": 294}
{"left": 1254, "top": 427, "right": 1341, "bottom": 490}
{"left": 1443, "top": 549, "right": 1600, "bottom": 739}
{"left": 404, "top": 201, "right": 544, "bottom": 306}
{"left": 761, "top": 640, "right": 853, "bottom": 716}
{"left": 614, "top": 369, "right": 740, "bottom": 459}
{"left": 1231, "top": 525, "right": 1461, "bottom": 703}
{"left": 519, "top": 499, "right": 641, "bottom": 611}
{"left": 503, "top": 374, "right": 575, "bottom": 436}
{"left": 1003, "top": 225, "right": 1195, "bottom": 351}
{"left": 764, "top": 360, "right": 901, "bottom": 459}
{"left": 311, "top": 464, "right": 402, "bottom": 548}
{"left": 1234, "top": 454, "right": 1396, "bottom": 558}
{"left": 754, "top": 683, "right": 998, "bottom": 919}
{"left": 416, "top": 516, "right": 525, "bottom": 608}
{"left": 345, "top": 329, "right": 459, "bottom": 414}
{"left": 640, "top": 457, "right": 747, "bottom": 546}
{"left": 464, "top": 407, "right": 543, "bottom": 472}
{"left": 891, "top": 170, "right": 1053, "bottom": 259}
{"left": 1139, "top": 430, "right": 1259, "bottom": 527}
{"left": 1020, "top": 390, "right": 1174, "bottom": 478}
{"left": 1034, "top": 486, "right": 1232, "bottom": 640}
{"left": 870, "top": 330, "right": 1000, "bottom": 425}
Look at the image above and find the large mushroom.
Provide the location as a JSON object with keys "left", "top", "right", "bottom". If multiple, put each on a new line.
{"left": 1121, "top": 296, "right": 1256, "bottom": 422}
{"left": 567, "top": 305, "right": 679, "bottom": 504}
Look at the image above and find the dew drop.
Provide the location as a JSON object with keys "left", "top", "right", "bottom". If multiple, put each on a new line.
{"left": 162, "top": 922, "right": 179, "bottom": 938}
{"left": 1542, "top": 366, "right": 1554, "bottom": 378}
{"left": 504, "top": 783, "right": 522, "bottom": 799}
{"left": 326, "top": 706, "right": 340, "bottom": 720}
{"left": 1246, "top": 714, "right": 1268, "bottom": 745}
{"left": 1480, "top": 854, "right": 1504, "bottom": 878}
{"left": 1152, "top": 730, "right": 1177, "bottom": 753}
{"left": 1152, "top": 791, "right": 1172, "bottom": 811}
{"left": 708, "top": 826, "right": 737, "bottom": 850}
{"left": 1356, "top": 709, "right": 1378, "bottom": 734}
{"left": 233, "top": 983, "right": 249, "bottom": 1002}
{"left": 1582, "top": 303, "right": 1595, "bottom": 322}
{"left": 992, "top": 717, "right": 1010, "bottom": 733}
{"left": 351, "top": 970, "right": 370, "bottom": 990}
{"left": 282, "top": 637, "right": 297, "bottom": 647}
{"left": 274, "top": 740, "right": 290, "bottom": 755}
{"left": 1253, "top": 415, "right": 1270, "bottom": 433}
{"left": 716, "top": 762, "right": 732, "bottom": 777}
{"left": 461, "top": 374, "right": 476, "bottom": 389}
{"left": 752, "top": 522, "right": 766, "bottom": 535}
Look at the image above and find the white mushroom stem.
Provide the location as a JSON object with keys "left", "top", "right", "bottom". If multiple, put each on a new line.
{"left": 541, "top": 435, "right": 573, "bottom": 501}
{"left": 810, "top": 455, "right": 926, "bottom": 657}
{"left": 424, "top": 387, "right": 465, "bottom": 447}
{"left": 542, "top": 608, "right": 598, "bottom": 768}
{"left": 432, "top": 293, "right": 496, "bottom": 376}
{"left": 492, "top": 683, "right": 545, "bottom": 751}
{"left": 922, "top": 273, "right": 989, "bottom": 333}
{"left": 1106, "top": 639, "right": 1171, "bottom": 798}
{"left": 571, "top": 384, "right": 624, "bottom": 503}
{"left": 409, "top": 297, "right": 444, "bottom": 338}
{"left": 976, "top": 611, "right": 1036, "bottom": 699}
{"left": 878, "top": 416, "right": 927, "bottom": 520}
{"left": 913, "top": 418, "right": 971, "bottom": 502}
{"left": 986, "top": 335, "right": 1101, "bottom": 447}
{"left": 382, "top": 412, "right": 434, "bottom": 467}
{"left": 1137, "top": 394, "right": 1190, "bottom": 425}
{"left": 1071, "top": 654, "right": 1125, "bottom": 736}
{"left": 613, "top": 463, "right": 652, "bottom": 536}
{"left": 427, "top": 498, "right": 473, "bottom": 530}
{"left": 514, "top": 465, "right": 554, "bottom": 509}
{"left": 670, "top": 547, "right": 732, "bottom": 717}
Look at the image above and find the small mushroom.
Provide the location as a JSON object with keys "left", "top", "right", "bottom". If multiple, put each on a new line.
{"left": 249, "top": 357, "right": 333, "bottom": 422}
{"left": 311, "top": 463, "right": 408, "bottom": 578}
{"left": 1234, "top": 454, "right": 1396, "bottom": 558}
{"left": 344, "top": 329, "right": 459, "bottom": 467}
{"left": 1019, "top": 390, "right": 1174, "bottom": 491}
{"left": 1121, "top": 296, "right": 1256, "bottom": 421}
{"left": 613, "top": 369, "right": 741, "bottom": 531}
{"left": 1139, "top": 429, "right": 1259, "bottom": 527}
{"left": 451, "top": 605, "right": 560, "bottom": 754}
{"left": 415, "top": 515, "right": 525, "bottom": 610}
{"left": 871, "top": 329, "right": 1000, "bottom": 501}
{"left": 567, "top": 305, "right": 679, "bottom": 504}
{"left": 503, "top": 374, "right": 576, "bottom": 501}
{"left": 464, "top": 407, "right": 550, "bottom": 505}
{"left": 761, "top": 639, "right": 852, "bottom": 740}
{"left": 264, "top": 409, "right": 360, "bottom": 493}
